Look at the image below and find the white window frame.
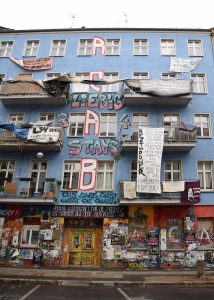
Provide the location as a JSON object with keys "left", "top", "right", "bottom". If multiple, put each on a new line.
{"left": 133, "top": 39, "right": 149, "bottom": 56}
{"left": 72, "top": 73, "right": 89, "bottom": 93}
{"left": 191, "top": 73, "right": 207, "bottom": 94}
{"left": 96, "top": 161, "right": 114, "bottom": 191}
{"left": 100, "top": 113, "right": 117, "bottom": 137}
{"left": 21, "top": 225, "right": 40, "bottom": 247}
{"left": 50, "top": 39, "right": 66, "bottom": 56}
{"left": 0, "top": 41, "right": 14, "bottom": 57}
{"left": 62, "top": 161, "right": 80, "bottom": 190}
{"left": 133, "top": 72, "right": 149, "bottom": 79}
{"left": 194, "top": 113, "right": 211, "bottom": 138}
{"left": 101, "top": 72, "right": 119, "bottom": 92}
{"left": 160, "top": 39, "right": 176, "bottom": 56}
{"left": 68, "top": 113, "right": 85, "bottom": 137}
{"left": 161, "top": 72, "right": 177, "bottom": 80}
{"left": 188, "top": 39, "right": 203, "bottom": 57}
{"left": 23, "top": 40, "right": 40, "bottom": 57}
{"left": 46, "top": 72, "right": 61, "bottom": 79}
{"left": 164, "top": 160, "right": 182, "bottom": 181}
{"left": 132, "top": 113, "right": 149, "bottom": 138}
{"left": 77, "top": 39, "right": 93, "bottom": 56}
{"left": 197, "top": 161, "right": 214, "bottom": 191}
{"left": 106, "top": 39, "right": 120, "bottom": 56}
{"left": 8, "top": 113, "right": 24, "bottom": 124}
{"left": 39, "top": 113, "right": 55, "bottom": 125}
{"left": 29, "top": 160, "right": 47, "bottom": 195}
{"left": 0, "top": 160, "right": 15, "bottom": 187}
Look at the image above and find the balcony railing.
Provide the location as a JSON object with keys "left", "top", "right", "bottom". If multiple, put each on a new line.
{"left": 0, "top": 178, "right": 58, "bottom": 203}
{"left": 118, "top": 180, "right": 199, "bottom": 204}
{"left": 120, "top": 124, "right": 197, "bottom": 152}
{"left": 123, "top": 79, "right": 192, "bottom": 106}
{"left": 0, "top": 126, "right": 64, "bottom": 152}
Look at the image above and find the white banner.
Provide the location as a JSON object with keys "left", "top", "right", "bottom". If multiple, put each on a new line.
{"left": 123, "top": 182, "right": 137, "bottom": 199}
{"left": 137, "top": 127, "right": 164, "bottom": 194}
{"left": 162, "top": 181, "right": 185, "bottom": 192}
{"left": 27, "top": 126, "right": 61, "bottom": 143}
{"left": 170, "top": 57, "right": 201, "bottom": 73}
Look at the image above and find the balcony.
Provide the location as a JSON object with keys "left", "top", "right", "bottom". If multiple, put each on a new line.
{"left": 118, "top": 180, "right": 200, "bottom": 204}
{"left": 123, "top": 79, "right": 192, "bottom": 106}
{"left": 0, "top": 178, "right": 58, "bottom": 204}
{"left": 120, "top": 125, "right": 197, "bottom": 152}
{"left": 0, "top": 80, "right": 67, "bottom": 106}
{"left": 0, "top": 126, "right": 64, "bottom": 152}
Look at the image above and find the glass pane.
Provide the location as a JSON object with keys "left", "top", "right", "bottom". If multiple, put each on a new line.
{"left": 31, "top": 230, "right": 39, "bottom": 244}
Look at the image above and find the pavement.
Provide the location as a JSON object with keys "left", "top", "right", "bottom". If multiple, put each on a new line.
{"left": 0, "top": 266, "right": 214, "bottom": 287}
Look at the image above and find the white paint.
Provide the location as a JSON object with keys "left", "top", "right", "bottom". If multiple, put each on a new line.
{"left": 19, "top": 285, "right": 41, "bottom": 300}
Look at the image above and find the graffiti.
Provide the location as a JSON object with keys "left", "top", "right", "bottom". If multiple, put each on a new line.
{"left": 52, "top": 205, "right": 127, "bottom": 218}
{"left": 57, "top": 191, "right": 119, "bottom": 205}
{"left": 68, "top": 93, "right": 124, "bottom": 110}
{"left": 79, "top": 158, "right": 97, "bottom": 191}
{"left": 68, "top": 138, "right": 121, "bottom": 156}
{"left": 92, "top": 37, "right": 106, "bottom": 55}
{"left": 118, "top": 114, "right": 131, "bottom": 128}
{"left": 89, "top": 71, "right": 104, "bottom": 92}
{"left": 56, "top": 113, "right": 69, "bottom": 128}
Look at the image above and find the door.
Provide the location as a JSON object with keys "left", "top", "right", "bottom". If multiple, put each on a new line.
{"left": 69, "top": 228, "right": 95, "bottom": 265}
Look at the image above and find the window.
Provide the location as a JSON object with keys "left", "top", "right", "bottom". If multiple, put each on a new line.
{"left": 21, "top": 225, "right": 40, "bottom": 247}
{"left": 46, "top": 73, "right": 61, "bottom": 79}
{"left": 191, "top": 73, "right": 207, "bottom": 94}
{"left": 96, "top": 161, "right": 114, "bottom": 190}
{"left": 62, "top": 160, "right": 114, "bottom": 191}
{"left": 132, "top": 113, "right": 149, "bottom": 139}
{"left": 72, "top": 73, "right": 89, "bottom": 93}
{"left": 100, "top": 113, "right": 117, "bottom": 137}
{"left": 23, "top": 40, "right": 39, "bottom": 56}
{"left": 8, "top": 113, "right": 24, "bottom": 137}
{"left": 8, "top": 113, "right": 24, "bottom": 124}
{"left": 62, "top": 161, "right": 80, "bottom": 190}
{"left": 50, "top": 40, "right": 66, "bottom": 56}
{"left": 160, "top": 39, "right": 175, "bottom": 55}
{"left": 163, "top": 113, "right": 180, "bottom": 139}
{"left": 194, "top": 114, "right": 211, "bottom": 137}
{"left": 197, "top": 161, "right": 213, "bottom": 191}
{"left": 78, "top": 39, "right": 93, "bottom": 55}
{"left": 68, "top": 113, "right": 85, "bottom": 136}
{"left": 106, "top": 39, "right": 120, "bottom": 55}
{"left": 133, "top": 39, "right": 149, "bottom": 55}
{"left": 164, "top": 160, "right": 182, "bottom": 181}
{"left": 29, "top": 161, "right": 47, "bottom": 195}
{"left": 0, "top": 160, "right": 15, "bottom": 188}
{"left": 131, "top": 160, "right": 137, "bottom": 181}
{"left": 161, "top": 72, "right": 177, "bottom": 79}
{"left": 0, "top": 41, "right": 13, "bottom": 57}
{"left": 101, "top": 72, "right": 119, "bottom": 92}
{"left": 133, "top": 72, "right": 149, "bottom": 79}
{"left": 188, "top": 40, "right": 203, "bottom": 56}
{"left": 39, "top": 113, "right": 55, "bottom": 125}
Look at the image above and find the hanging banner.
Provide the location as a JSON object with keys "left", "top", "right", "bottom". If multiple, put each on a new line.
{"left": 170, "top": 57, "right": 201, "bottom": 73}
{"left": 10, "top": 56, "right": 52, "bottom": 71}
{"left": 137, "top": 127, "right": 164, "bottom": 194}
{"left": 123, "top": 181, "right": 137, "bottom": 199}
{"left": 27, "top": 126, "right": 61, "bottom": 143}
{"left": 180, "top": 180, "right": 201, "bottom": 204}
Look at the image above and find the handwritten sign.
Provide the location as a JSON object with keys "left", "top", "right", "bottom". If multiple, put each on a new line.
{"left": 137, "top": 127, "right": 164, "bottom": 194}
{"left": 51, "top": 205, "right": 128, "bottom": 218}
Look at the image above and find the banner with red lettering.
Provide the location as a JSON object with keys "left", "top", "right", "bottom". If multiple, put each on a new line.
{"left": 10, "top": 57, "right": 52, "bottom": 70}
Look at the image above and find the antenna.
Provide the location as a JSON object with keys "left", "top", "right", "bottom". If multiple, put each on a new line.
{"left": 123, "top": 13, "right": 128, "bottom": 27}
{"left": 66, "top": 11, "right": 76, "bottom": 28}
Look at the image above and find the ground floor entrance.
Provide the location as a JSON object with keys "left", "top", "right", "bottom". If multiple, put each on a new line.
{"left": 63, "top": 219, "right": 103, "bottom": 267}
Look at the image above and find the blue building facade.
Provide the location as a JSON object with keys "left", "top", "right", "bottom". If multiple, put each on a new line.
{"left": 0, "top": 27, "right": 214, "bottom": 269}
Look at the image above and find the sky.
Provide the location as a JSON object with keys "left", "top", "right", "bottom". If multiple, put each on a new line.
{"left": 1, "top": 0, "right": 213, "bottom": 30}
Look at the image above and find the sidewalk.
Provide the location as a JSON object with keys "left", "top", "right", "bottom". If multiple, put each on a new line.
{"left": 0, "top": 266, "right": 214, "bottom": 286}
